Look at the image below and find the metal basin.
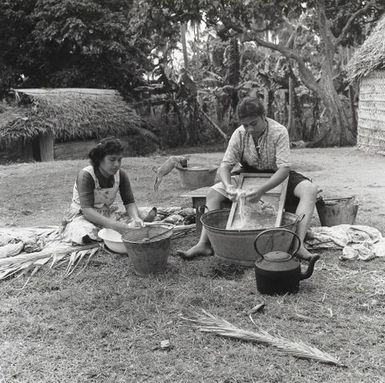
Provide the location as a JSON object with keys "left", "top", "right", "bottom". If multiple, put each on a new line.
{"left": 176, "top": 165, "right": 218, "bottom": 189}
{"left": 201, "top": 209, "right": 300, "bottom": 266}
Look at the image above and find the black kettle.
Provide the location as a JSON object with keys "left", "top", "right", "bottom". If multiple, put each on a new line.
{"left": 254, "top": 228, "right": 320, "bottom": 295}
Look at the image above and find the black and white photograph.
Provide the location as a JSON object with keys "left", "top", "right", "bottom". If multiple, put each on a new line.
{"left": 0, "top": 1, "right": 385, "bottom": 381}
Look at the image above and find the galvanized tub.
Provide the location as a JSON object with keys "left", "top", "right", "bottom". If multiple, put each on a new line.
{"left": 201, "top": 209, "right": 301, "bottom": 266}
{"left": 122, "top": 225, "right": 173, "bottom": 276}
{"left": 316, "top": 196, "right": 359, "bottom": 226}
{"left": 176, "top": 165, "right": 218, "bottom": 189}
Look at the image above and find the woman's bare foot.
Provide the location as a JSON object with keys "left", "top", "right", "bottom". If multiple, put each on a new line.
{"left": 295, "top": 245, "right": 315, "bottom": 261}
{"left": 177, "top": 242, "right": 213, "bottom": 260}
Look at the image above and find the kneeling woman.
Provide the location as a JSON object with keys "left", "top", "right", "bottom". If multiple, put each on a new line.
{"left": 61, "top": 137, "right": 144, "bottom": 244}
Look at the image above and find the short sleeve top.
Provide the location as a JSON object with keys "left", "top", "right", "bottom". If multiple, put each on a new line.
{"left": 76, "top": 168, "right": 135, "bottom": 208}
{"left": 221, "top": 117, "right": 291, "bottom": 171}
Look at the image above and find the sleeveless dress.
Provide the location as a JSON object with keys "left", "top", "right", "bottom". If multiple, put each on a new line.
{"left": 61, "top": 166, "right": 120, "bottom": 244}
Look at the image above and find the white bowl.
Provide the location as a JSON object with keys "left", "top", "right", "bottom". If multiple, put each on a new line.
{"left": 98, "top": 228, "right": 127, "bottom": 254}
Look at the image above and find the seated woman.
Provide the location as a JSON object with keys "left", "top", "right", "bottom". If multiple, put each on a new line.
{"left": 61, "top": 137, "right": 144, "bottom": 245}
{"left": 177, "top": 97, "right": 318, "bottom": 261}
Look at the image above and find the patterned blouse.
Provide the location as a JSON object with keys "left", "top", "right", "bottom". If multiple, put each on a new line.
{"left": 221, "top": 117, "right": 291, "bottom": 171}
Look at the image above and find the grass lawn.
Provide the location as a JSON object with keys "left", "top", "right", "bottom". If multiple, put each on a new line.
{"left": 0, "top": 148, "right": 385, "bottom": 382}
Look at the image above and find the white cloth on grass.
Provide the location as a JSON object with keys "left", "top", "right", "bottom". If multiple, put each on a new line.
{"left": 306, "top": 224, "right": 385, "bottom": 261}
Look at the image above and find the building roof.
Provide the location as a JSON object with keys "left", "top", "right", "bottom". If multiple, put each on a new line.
{"left": 0, "top": 88, "right": 150, "bottom": 143}
{"left": 347, "top": 15, "right": 385, "bottom": 81}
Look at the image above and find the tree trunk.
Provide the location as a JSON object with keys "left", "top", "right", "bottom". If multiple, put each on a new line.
{"left": 188, "top": 100, "right": 199, "bottom": 144}
{"left": 263, "top": 59, "right": 269, "bottom": 113}
{"left": 225, "top": 38, "right": 240, "bottom": 136}
{"left": 39, "top": 131, "right": 54, "bottom": 161}
{"left": 287, "top": 76, "right": 294, "bottom": 136}
{"left": 316, "top": 67, "right": 355, "bottom": 146}
{"left": 233, "top": 0, "right": 370, "bottom": 147}
{"left": 314, "top": 0, "right": 355, "bottom": 147}
{"left": 180, "top": 22, "right": 189, "bottom": 70}
{"left": 21, "top": 139, "right": 34, "bottom": 162}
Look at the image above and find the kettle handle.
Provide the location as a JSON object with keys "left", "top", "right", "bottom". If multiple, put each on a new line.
{"left": 253, "top": 228, "right": 302, "bottom": 258}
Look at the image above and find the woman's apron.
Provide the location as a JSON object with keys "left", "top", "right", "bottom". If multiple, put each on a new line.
{"left": 61, "top": 166, "right": 120, "bottom": 244}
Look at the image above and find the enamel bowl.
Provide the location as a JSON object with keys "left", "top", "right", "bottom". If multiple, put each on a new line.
{"left": 98, "top": 228, "right": 127, "bottom": 254}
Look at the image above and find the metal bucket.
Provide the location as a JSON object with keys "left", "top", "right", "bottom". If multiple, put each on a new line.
{"left": 316, "top": 196, "right": 359, "bottom": 226}
{"left": 176, "top": 166, "right": 218, "bottom": 189}
{"left": 122, "top": 225, "right": 173, "bottom": 276}
{"left": 201, "top": 209, "right": 301, "bottom": 266}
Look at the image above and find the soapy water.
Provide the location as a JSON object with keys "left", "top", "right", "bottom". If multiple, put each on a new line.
{"left": 231, "top": 189, "right": 277, "bottom": 230}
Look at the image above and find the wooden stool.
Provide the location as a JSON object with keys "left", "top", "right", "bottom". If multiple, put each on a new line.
{"left": 181, "top": 187, "right": 231, "bottom": 234}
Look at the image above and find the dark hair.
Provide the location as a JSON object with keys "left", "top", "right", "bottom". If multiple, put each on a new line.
{"left": 237, "top": 97, "right": 265, "bottom": 120}
{"left": 88, "top": 137, "right": 124, "bottom": 169}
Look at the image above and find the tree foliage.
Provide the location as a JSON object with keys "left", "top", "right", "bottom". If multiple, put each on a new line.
{"left": 0, "top": 0, "right": 161, "bottom": 99}
{"left": 150, "top": 0, "right": 384, "bottom": 146}
{"left": 2, "top": 0, "right": 383, "bottom": 147}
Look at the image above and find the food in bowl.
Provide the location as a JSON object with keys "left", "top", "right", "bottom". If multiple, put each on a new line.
{"left": 98, "top": 228, "right": 127, "bottom": 254}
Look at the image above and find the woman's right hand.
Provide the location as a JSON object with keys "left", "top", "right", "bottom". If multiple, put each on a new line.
{"left": 112, "top": 221, "right": 131, "bottom": 234}
{"left": 245, "top": 188, "right": 263, "bottom": 203}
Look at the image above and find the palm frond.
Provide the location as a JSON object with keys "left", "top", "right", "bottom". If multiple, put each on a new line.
{"left": 181, "top": 309, "right": 346, "bottom": 367}
{"left": 64, "top": 247, "right": 99, "bottom": 278}
{"left": 0, "top": 242, "right": 101, "bottom": 283}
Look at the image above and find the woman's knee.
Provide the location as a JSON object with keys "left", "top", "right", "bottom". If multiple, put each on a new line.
{"left": 294, "top": 180, "right": 318, "bottom": 200}
{"left": 207, "top": 188, "right": 227, "bottom": 208}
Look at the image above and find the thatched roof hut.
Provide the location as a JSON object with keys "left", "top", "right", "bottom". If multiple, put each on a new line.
{"left": 347, "top": 15, "right": 385, "bottom": 155}
{"left": 0, "top": 88, "right": 156, "bottom": 161}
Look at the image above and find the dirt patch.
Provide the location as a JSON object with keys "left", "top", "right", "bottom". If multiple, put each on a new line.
{"left": 1, "top": 146, "right": 384, "bottom": 232}
{"left": 290, "top": 147, "right": 385, "bottom": 232}
{"left": 1, "top": 147, "right": 385, "bottom": 382}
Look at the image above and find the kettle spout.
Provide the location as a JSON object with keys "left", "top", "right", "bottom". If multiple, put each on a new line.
{"left": 300, "top": 254, "right": 320, "bottom": 280}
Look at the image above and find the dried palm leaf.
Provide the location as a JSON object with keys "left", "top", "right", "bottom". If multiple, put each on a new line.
{"left": 181, "top": 309, "right": 345, "bottom": 367}
{"left": 0, "top": 242, "right": 100, "bottom": 282}
{"left": 171, "top": 224, "right": 196, "bottom": 239}
{"left": 64, "top": 247, "right": 99, "bottom": 278}
{"left": 73, "top": 247, "right": 99, "bottom": 276}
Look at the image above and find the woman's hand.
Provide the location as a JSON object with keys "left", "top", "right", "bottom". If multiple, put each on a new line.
{"left": 245, "top": 188, "right": 264, "bottom": 203}
{"left": 129, "top": 217, "right": 145, "bottom": 228}
{"left": 225, "top": 184, "right": 239, "bottom": 202}
{"left": 125, "top": 203, "right": 145, "bottom": 228}
{"left": 111, "top": 218, "right": 144, "bottom": 234}
{"left": 113, "top": 221, "right": 131, "bottom": 233}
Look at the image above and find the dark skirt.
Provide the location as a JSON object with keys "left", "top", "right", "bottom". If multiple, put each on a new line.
{"left": 238, "top": 165, "right": 311, "bottom": 213}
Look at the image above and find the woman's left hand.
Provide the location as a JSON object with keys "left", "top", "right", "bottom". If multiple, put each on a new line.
{"left": 128, "top": 217, "right": 145, "bottom": 228}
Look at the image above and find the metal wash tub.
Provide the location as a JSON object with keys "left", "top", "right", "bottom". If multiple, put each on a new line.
{"left": 201, "top": 209, "right": 301, "bottom": 266}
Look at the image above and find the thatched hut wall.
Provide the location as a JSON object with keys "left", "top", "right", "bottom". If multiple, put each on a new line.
{"left": 347, "top": 15, "right": 385, "bottom": 155}
{"left": 355, "top": 70, "right": 385, "bottom": 154}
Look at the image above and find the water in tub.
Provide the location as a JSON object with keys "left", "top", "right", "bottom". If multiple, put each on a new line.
{"left": 233, "top": 191, "right": 277, "bottom": 230}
